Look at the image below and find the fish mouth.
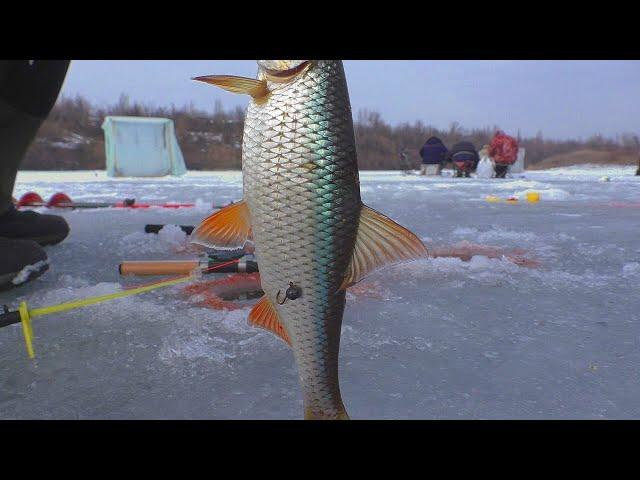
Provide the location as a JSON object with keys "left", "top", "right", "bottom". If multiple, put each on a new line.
{"left": 261, "top": 60, "right": 312, "bottom": 83}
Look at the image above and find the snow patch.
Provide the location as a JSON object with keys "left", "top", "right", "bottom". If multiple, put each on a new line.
{"left": 622, "top": 262, "right": 640, "bottom": 278}
{"left": 11, "top": 260, "right": 48, "bottom": 285}
{"left": 120, "top": 228, "right": 189, "bottom": 254}
{"left": 461, "top": 227, "right": 538, "bottom": 244}
{"left": 514, "top": 188, "right": 571, "bottom": 201}
{"left": 159, "top": 333, "right": 236, "bottom": 364}
{"left": 157, "top": 225, "right": 188, "bottom": 246}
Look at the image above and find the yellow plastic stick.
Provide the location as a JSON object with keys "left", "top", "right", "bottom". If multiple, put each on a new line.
{"left": 19, "top": 302, "right": 34, "bottom": 359}
{"left": 18, "top": 275, "right": 195, "bottom": 358}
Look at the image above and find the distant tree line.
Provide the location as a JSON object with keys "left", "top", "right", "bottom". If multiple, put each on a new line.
{"left": 22, "top": 94, "right": 639, "bottom": 171}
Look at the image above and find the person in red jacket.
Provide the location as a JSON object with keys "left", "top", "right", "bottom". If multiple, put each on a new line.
{"left": 489, "top": 130, "right": 519, "bottom": 179}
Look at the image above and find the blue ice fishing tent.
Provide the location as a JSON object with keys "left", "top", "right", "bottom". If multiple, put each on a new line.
{"left": 102, "top": 116, "right": 187, "bottom": 177}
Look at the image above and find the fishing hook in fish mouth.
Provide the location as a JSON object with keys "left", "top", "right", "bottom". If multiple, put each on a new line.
{"left": 276, "top": 282, "right": 302, "bottom": 305}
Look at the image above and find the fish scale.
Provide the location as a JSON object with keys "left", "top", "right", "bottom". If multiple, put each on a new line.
{"left": 244, "top": 61, "right": 359, "bottom": 418}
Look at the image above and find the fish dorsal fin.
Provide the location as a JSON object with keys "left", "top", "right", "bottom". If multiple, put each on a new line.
{"left": 341, "top": 205, "right": 428, "bottom": 289}
{"left": 192, "top": 75, "right": 270, "bottom": 103}
{"left": 190, "top": 200, "right": 252, "bottom": 249}
{"left": 248, "top": 296, "right": 291, "bottom": 346}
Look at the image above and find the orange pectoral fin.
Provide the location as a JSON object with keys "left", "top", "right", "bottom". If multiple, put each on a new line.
{"left": 190, "top": 200, "right": 251, "bottom": 250}
{"left": 248, "top": 296, "right": 291, "bottom": 346}
{"left": 341, "top": 204, "right": 428, "bottom": 289}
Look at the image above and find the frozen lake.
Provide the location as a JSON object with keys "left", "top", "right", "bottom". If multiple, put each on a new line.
{"left": 1, "top": 165, "right": 639, "bottom": 419}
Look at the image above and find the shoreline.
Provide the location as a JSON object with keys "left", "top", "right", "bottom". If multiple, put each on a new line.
{"left": 15, "top": 164, "right": 639, "bottom": 184}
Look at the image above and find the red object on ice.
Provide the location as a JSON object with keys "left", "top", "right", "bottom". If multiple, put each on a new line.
{"left": 182, "top": 272, "right": 388, "bottom": 312}
{"left": 489, "top": 131, "right": 519, "bottom": 165}
{"left": 17, "top": 192, "right": 45, "bottom": 207}
{"left": 16, "top": 191, "right": 198, "bottom": 209}
{"left": 183, "top": 273, "right": 263, "bottom": 311}
{"left": 47, "top": 192, "right": 73, "bottom": 208}
{"left": 112, "top": 202, "right": 196, "bottom": 209}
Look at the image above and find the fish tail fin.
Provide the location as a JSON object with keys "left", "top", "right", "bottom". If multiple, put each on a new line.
{"left": 304, "top": 405, "right": 350, "bottom": 421}
{"left": 340, "top": 204, "right": 428, "bottom": 289}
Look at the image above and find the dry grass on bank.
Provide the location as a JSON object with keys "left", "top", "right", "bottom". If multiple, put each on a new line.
{"left": 528, "top": 149, "right": 639, "bottom": 170}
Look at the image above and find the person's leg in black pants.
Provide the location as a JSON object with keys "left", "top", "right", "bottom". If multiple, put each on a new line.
{"left": 0, "top": 60, "right": 70, "bottom": 213}
{"left": 0, "top": 60, "right": 71, "bottom": 289}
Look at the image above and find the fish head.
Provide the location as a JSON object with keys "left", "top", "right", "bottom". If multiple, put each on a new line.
{"left": 257, "top": 60, "right": 313, "bottom": 85}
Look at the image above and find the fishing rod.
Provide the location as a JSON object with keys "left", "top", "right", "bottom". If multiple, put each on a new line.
{"left": 0, "top": 258, "right": 244, "bottom": 359}
{"left": 16, "top": 192, "right": 232, "bottom": 210}
{"left": 119, "top": 255, "right": 258, "bottom": 276}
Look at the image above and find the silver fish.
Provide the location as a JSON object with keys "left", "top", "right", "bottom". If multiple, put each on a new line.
{"left": 192, "top": 60, "right": 427, "bottom": 419}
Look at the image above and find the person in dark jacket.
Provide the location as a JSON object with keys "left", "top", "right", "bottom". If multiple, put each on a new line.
{"left": 0, "top": 60, "right": 71, "bottom": 290}
{"left": 419, "top": 136, "right": 448, "bottom": 175}
{"left": 447, "top": 141, "right": 479, "bottom": 178}
{"left": 636, "top": 156, "right": 640, "bottom": 176}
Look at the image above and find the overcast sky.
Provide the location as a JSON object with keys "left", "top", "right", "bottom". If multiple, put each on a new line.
{"left": 59, "top": 60, "right": 640, "bottom": 140}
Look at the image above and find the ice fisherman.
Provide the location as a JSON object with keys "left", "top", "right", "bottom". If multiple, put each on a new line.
{"left": 419, "top": 136, "right": 448, "bottom": 176}
{"left": 447, "top": 141, "right": 479, "bottom": 178}
{"left": 489, "top": 130, "right": 519, "bottom": 179}
{"left": 0, "top": 60, "right": 71, "bottom": 290}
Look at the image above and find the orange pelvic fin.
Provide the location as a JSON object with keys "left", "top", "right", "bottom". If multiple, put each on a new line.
{"left": 341, "top": 204, "right": 428, "bottom": 289}
{"left": 248, "top": 295, "right": 291, "bottom": 346}
{"left": 190, "top": 200, "right": 252, "bottom": 250}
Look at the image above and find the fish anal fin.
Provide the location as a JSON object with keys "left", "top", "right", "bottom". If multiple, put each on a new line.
{"left": 190, "top": 200, "right": 251, "bottom": 250}
{"left": 248, "top": 296, "right": 291, "bottom": 346}
{"left": 341, "top": 205, "right": 428, "bottom": 289}
{"left": 193, "top": 75, "right": 270, "bottom": 103}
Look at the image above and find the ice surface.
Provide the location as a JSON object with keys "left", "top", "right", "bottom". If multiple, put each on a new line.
{"left": 1, "top": 167, "right": 639, "bottom": 419}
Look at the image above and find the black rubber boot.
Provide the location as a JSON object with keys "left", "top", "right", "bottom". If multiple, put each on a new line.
{"left": 0, "top": 206, "right": 69, "bottom": 246}
{"left": 0, "top": 236, "right": 49, "bottom": 290}
{"left": 495, "top": 165, "right": 509, "bottom": 179}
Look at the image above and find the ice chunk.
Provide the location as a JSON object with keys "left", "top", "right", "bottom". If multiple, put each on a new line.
{"left": 622, "top": 262, "right": 640, "bottom": 278}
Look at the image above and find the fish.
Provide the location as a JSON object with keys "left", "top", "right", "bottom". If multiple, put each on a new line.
{"left": 191, "top": 60, "right": 427, "bottom": 420}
